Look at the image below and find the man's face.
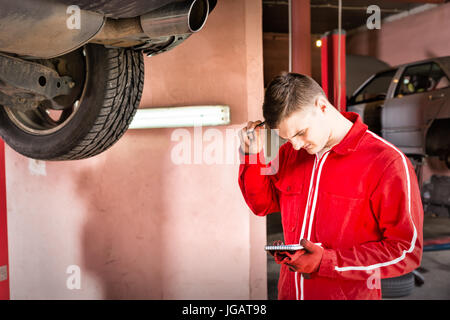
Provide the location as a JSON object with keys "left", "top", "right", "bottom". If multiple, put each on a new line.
{"left": 277, "top": 106, "right": 331, "bottom": 155}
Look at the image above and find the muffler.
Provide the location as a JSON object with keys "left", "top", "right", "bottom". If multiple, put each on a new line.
{"left": 0, "top": 0, "right": 105, "bottom": 59}
{"left": 140, "top": 0, "right": 210, "bottom": 38}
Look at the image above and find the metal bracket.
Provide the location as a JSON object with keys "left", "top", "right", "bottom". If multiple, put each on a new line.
{"left": 0, "top": 53, "right": 73, "bottom": 111}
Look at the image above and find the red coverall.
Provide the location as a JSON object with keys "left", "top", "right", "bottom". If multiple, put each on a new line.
{"left": 238, "top": 112, "right": 423, "bottom": 300}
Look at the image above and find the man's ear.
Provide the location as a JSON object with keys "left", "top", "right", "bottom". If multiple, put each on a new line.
{"left": 314, "top": 96, "right": 328, "bottom": 113}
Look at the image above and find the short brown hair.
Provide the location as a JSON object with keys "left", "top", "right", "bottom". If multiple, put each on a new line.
{"left": 263, "top": 72, "right": 327, "bottom": 129}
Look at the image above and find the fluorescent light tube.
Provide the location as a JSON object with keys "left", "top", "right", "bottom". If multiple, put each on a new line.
{"left": 128, "top": 105, "right": 231, "bottom": 129}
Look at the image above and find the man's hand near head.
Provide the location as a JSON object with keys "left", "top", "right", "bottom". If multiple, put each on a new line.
{"left": 238, "top": 120, "right": 265, "bottom": 155}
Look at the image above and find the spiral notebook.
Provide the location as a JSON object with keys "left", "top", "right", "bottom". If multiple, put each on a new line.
{"left": 264, "top": 244, "right": 304, "bottom": 251}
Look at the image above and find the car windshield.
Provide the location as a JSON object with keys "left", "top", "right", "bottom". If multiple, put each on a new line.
{"left": 395, "top": 62, "right": 450, "bottom": 97}
{"left": 350, "top": 70, "right": 397, "bottom": 104}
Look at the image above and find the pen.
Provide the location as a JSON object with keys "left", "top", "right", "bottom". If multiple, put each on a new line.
{"left": 247, "top": 121, "right": 265, "bottom": 141}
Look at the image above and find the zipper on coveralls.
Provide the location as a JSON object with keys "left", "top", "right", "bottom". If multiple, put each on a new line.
{"left": 296, "top": 150, "right": 331, "bottom": 300}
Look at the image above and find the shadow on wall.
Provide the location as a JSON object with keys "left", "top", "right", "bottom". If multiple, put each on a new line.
{"left": 75, "top": 130, "right": 166, "bottom": 299}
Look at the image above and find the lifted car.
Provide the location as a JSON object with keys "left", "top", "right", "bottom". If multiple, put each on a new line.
{"left": 348, "top": 56, "right": 450, "bottom": 175}
{"left": 0, "top": 0, "right": 217, "bottom": 160}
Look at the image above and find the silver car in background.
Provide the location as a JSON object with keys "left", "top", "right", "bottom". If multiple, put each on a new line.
{"left": 348, "top": 56, "right": 450, "bottom": 172}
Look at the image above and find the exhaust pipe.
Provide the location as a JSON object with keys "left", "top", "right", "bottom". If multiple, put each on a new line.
{"left": 140, "top": 0, "right": 209, "bottom": 38}
{"left": 91, "top": 0, "right": 212, "bottom": 51}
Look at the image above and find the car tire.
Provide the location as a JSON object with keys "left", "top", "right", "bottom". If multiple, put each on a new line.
{"left": 381, "top": 272, "right": 415, "bottom": 298}
{"left": 407, "top": 155, "right": 424, "bottom": 191}
{"left": 0, "top": 44, "right": 144, "bottom": 160}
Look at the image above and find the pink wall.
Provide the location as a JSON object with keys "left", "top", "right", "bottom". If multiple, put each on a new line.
{"left": 347, "top": 3, "right": 450, "bottom": 66}
{"left": 5, "top": 0, "right": 266, "bottom": 299}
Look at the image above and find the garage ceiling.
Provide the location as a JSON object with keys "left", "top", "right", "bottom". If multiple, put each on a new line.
{"left": 263, "top": 0, "right": 447, "bottom": 34}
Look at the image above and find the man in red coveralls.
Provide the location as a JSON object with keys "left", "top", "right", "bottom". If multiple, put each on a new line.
{"left": 238, "top": 73, "right": 423, "bottom": 300}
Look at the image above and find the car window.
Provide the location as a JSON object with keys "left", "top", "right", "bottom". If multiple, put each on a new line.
{"left": 350, "top": 70, "right": 396, "bottom": 104}
{"left": 430, "top": 63, "right": 450, "bottom": 90}
{"left": 395, "top": 62, "right": 449, "bottom": 97}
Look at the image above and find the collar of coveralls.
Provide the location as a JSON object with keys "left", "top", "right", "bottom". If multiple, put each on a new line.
{"left": 327, "top": 111, "right": 368, "bottom": 156}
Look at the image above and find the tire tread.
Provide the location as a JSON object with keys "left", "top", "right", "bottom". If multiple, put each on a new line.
{"left": 56, "top": 48, "right": 144, "bottom": 160}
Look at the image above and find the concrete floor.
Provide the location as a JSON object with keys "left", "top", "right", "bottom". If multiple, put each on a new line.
{"left": 401, "top": 216, "right": 450, "bottom": 300}
{"left": 266, "top": 214, "right": 450, "bottom": 300}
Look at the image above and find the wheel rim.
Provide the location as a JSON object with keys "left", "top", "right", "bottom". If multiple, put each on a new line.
{"left": 4, "top": 47, "right": 88, "bottom": 136}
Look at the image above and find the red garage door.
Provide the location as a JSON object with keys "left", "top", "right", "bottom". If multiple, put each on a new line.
{"left": 0, "top": 139, "right": 10, "bottom": 299}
